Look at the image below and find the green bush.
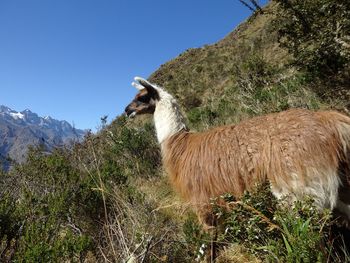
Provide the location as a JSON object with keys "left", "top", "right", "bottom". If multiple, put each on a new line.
{"left": 273, "top": 0, "right": 350, "bottom": 78}
{"left": 187, "top": 107, "right": 218, "bottom": 128}
{"left": 105, "top": 118, "right": 161, "bottom": 178}
{"left": 183, "top": 214, "right": 210, "bottom": 258}
{"left": 210, "top": 184, "right": 346, "bottom": 262}
{"left": 0, "top": 147, "right": 96, "bottom": 262}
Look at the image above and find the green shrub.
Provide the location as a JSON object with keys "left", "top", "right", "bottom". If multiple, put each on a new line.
{"left": 15, "top": 220, "right": 92, "bottom": 263}
{"left": 0, "top": 146, "right": 100, "bottom": 262}
{"left": 271, "top": 198, "right": 331, "bottom": 262}
{"left": 273, "top": 0, "right": 350, "bottom": 78}
{"left": 183, "top": 214, "right": 210, "bottom": 258}
{"left": 210, "top": 183, "right": 346, "bottom": 262}
{"left": 187, "top": 107, "right": 218, "bottom": 128}
{"left": 105, "top": 118, "right": 161, "bottom": 178}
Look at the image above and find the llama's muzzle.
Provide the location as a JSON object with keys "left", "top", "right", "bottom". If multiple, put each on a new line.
{"left": 124, "top": 105, "right": 136, "bottom": 118}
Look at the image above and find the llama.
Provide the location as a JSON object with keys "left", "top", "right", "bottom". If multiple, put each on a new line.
{"left": 124, "top": 76, "right": 350, "bottom": 226}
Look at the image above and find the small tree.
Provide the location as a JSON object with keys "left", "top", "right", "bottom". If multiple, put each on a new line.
{"left": 273, "top": 0, "right": 350, "bottom": 78}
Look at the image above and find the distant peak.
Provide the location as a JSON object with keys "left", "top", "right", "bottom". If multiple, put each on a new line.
{"left": 0, "top": 105, "right": 12, "bottom": 112}
{"left": 0, "top": 105, "right": 85, "bottom": 135}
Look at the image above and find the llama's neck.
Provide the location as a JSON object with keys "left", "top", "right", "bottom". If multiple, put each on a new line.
{"left": 153, "top": 89, "right": 187, "bottom": 145}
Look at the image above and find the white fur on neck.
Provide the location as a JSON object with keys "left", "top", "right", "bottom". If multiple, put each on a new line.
{"left": 153, "top": 88, "right": 187, "bottom": 144}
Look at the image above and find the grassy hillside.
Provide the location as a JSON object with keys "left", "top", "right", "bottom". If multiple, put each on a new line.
{"left": 149, "top": 3, "right": 323, "bottom": 133}
{"left": 0, "top": 0, "right": 349, "bottom": 262}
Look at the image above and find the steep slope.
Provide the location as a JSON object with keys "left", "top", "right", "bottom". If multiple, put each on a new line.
{"left": 149, "top": 3, "right": 284, "bottom": 106}
{"left": 146, "top": 2, "right": 327, "bottom": 134}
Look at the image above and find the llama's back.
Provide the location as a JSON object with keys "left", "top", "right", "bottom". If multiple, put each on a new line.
{"left": 163, "top": 108, "right": 350, "bottom": 212}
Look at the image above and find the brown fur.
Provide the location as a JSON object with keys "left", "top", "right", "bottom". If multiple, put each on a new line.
{"left": 162, "top": 109, "right": 350, "bottom": 225}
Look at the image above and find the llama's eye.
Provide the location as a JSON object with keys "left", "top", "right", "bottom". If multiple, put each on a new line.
{"left": 138, "top": 96, "right": 150, "bottom": 103}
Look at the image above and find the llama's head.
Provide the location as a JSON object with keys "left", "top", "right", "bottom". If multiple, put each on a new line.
{"left": 124, "top": 77, "right": 160, "bottom": 118}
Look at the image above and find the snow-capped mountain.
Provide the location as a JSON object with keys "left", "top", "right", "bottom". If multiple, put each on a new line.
{"left": 0, "top": 105, "right": 86, "bottom": 170}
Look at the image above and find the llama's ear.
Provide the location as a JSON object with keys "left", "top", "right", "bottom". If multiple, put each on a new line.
{"left": 131, "top": 81, "right": 144, "bottom": 91}
{"left": 134, "top": 77, "right": 157, "bottom": 93}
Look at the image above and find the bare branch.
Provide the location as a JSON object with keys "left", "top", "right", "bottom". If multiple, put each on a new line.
{"left": 238, "top": 0, "right": 263, "bottom": 13}
{"left": 238, "top": 0, "right": 256, "bottom": 12}
{"left": 250, "top": 0, "right": 263, "bottom": 12}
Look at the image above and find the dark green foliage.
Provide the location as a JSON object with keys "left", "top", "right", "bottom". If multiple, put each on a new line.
{"left": 183, "top": 214, "right": 210, "bottom": 258}
{"left": 105, "top": 117, "right": 160, "bottom": 176}
{"left": 0, "top": 116, "right": 181, "bottom": 262}
{"left": 0, "top": 148, "right": 95, "bottom": 262}
{"left": 213, "top": 184, "right": 279, "bottom": 255}
{"left": 187, "top": 106, "right": 218, "bottom": 128}
{"left": 16, "top": 223, "right": 92, "bottom": 263}
{"left": 237, "top": 54, "right": 278, "bottom": 91}
{"left": 271, "top": 198, "right": 330, "bottom": 263}
{"left": 273, "top": 0, "right": 350, "bottom": 78}
{"left": 100, "top": 159, "right": 127, "bottom": 185}
{"left": 211, "top": 184, "right": 344, "bottom": 262}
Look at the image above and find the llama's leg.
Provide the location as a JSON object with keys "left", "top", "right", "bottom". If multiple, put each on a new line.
{"left": 196, "top": 207, "right": 218, "bottom": 262}
{"left": 199, "top": 227, "right": 217, "bottom": 263}
{"left": 335, "top": 175, "right": 350, "bottom": 224}
{"left": 197, "top": 204, "right": 217, "bottom": 230}
{"left": 336, "top": 200, "right": 350, "bottom": 219}
{"left": 209, "top": 227, "right": 218, "bottom": 262}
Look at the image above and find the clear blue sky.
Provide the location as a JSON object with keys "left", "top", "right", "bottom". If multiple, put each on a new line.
{"left": 0, "top": 0, "right": 268, "bottom": 131}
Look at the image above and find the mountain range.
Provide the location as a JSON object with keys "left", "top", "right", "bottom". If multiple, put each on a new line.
{"left": 0, "top": 105, "right": 86, "bottom": 170}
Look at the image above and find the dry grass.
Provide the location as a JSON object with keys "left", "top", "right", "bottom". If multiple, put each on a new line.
{"left": 215, "top": 244, "right": 262, "bottom": 263}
